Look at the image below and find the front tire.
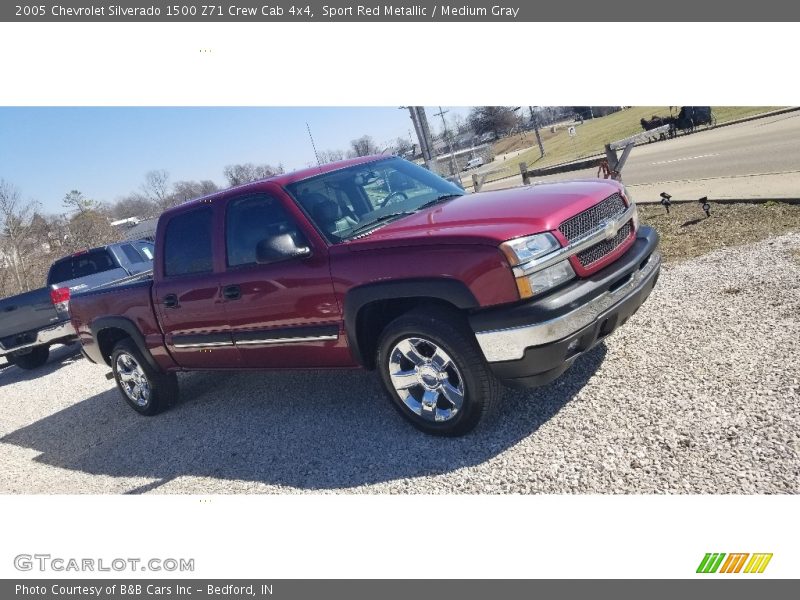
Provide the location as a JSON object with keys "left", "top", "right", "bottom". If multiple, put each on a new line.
{"left": 111, "top": 338, "right": 177, "bottom": 415}
{"left": 9, "top": 345, "right": 50, "bottom": 370}
{"left": 376, "top": 307, "right": 501, "bottom": 436}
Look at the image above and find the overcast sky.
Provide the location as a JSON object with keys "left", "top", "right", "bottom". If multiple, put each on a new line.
{"left": 0, "top": 106, "right": 472, "bottom": 213}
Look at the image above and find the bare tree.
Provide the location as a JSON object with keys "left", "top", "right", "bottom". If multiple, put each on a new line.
{"left": 317, "top": 149, "right": 346, "bottom": 163}
{"left": 0, "top": 179, "right": 37, "bottom": 293}
{"left": 223, "top": 163, "right": 284, "bottom": 187}
{"left": 172, "top": 179, "right": 219, "bottom": 204}
{"left": 394, "top": 137, "right": 413, "bottom": 156}
{"left": 348, "top": 135, "right": 379, "bottom": 158}
{"left": 63, "top": 210, "right": 121, "bottom": 252}
{"left": 450, "top": 113, "right": 470, "bottom": 136}
{"left": 110, "top": 193, "right": 158, "bottom": 220}
{"left": 140, "top": 169, "right": 174, "bottom": 211}
{"left": 467, "top": 106, "right": 519, "bottom": 139}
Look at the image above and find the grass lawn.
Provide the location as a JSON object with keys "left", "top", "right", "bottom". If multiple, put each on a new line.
{"left": 485, "top": 106, "right": 785, "bottom": 183}
{"left": 639, "top": 200, "right": 800, "bottom": 264}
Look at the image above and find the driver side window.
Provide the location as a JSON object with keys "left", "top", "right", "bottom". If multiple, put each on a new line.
{"left": 225, "top": 193, "right": 299, "bottom": 268}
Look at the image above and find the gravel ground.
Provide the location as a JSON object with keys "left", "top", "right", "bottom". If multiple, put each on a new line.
{"left": 0, "top": 232, "right": 798, "bottom": 494}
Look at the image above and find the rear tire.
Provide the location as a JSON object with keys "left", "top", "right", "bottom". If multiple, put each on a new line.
{"left": 110, "top": 338, "right": 177, "bottom": 415}
{"left": 376, "top": 306, "right": 501, "bottom": 436}
{"left": 9, "top": 346, "right": 50, "bottom": 370}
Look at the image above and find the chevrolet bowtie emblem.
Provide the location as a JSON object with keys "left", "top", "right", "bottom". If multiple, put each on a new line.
{"left": 602, "top": 219, "right": 618, "bottom": 240}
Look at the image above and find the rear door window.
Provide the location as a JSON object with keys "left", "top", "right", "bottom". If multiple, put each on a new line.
{"left": 163, "top": 208, "right": 214, "bottom": 277}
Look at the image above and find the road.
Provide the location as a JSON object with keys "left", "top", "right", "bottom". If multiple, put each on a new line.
{"left": 468, "top": 111, "right": 800, "bottom": 201}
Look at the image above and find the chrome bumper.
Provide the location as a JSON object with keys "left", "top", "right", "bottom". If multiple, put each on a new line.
{"left": 475, "top": 250, "right": 661, "bottom": 363}
{"left": 0, "top": 319, "right": 76, "bottom": 356}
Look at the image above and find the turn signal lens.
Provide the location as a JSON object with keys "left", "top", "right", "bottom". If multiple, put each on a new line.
{"left": 516, "top": 260, "right": 576, "bottom": 299}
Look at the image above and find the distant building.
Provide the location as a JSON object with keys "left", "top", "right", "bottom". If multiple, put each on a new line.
{"left": 110, "top": 216, "right": 141, "bottom": 228}
{"left": 121, "top": 217, "right": 158, "bottom": 242}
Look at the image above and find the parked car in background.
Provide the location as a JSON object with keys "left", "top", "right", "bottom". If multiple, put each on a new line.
{"left": 0, "top": 241, "right": 154, "bottom": 370}
{"left": 462, "top": 156, "right": 485, "bottom": 171}
{"left": 71, "top": 156, "right": 660, "bottom": 436}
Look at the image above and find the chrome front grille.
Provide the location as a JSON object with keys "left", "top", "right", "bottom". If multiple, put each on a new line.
{"left": 576, "top": 221, "right": 632, "bottom": 267}
{"left": 558, "top": 193, "right": 627, "bottom": 242}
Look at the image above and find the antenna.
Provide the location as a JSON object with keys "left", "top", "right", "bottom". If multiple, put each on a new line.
{"left": 306, "top": 122, "right": 321, "bottom": 167}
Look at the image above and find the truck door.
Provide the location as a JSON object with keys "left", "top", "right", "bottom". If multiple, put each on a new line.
{"left": 153, "top": 205, "right": 241, "bottom": 369}
{"left": 220, "top": 188, "right": 350, "bottom": 368}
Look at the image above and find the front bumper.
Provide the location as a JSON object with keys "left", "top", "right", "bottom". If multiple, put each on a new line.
{"left": 470, "top": 226, "right": 660, "bottom": 388}
{"left": 0, "top": 319, "right": 76, "bottom": 357}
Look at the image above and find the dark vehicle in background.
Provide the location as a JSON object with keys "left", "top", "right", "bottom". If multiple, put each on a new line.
{"left": 0, "top": 241, "right": 154, "bottom": 370}
{"left": 70, "top": 156, "right": 660, "bottom": 436}
{"left": 675, "top": 106, "right": 716, "bottom": 132}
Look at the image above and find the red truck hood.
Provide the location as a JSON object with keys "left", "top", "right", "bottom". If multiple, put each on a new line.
{"left": 343, "top": 179, "right": 625, "bottom": 250}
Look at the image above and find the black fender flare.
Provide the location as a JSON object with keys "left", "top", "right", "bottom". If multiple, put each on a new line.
{"left": 90, "top": 317, "right": 161, "bottom": 371}
{"left": 343, "top": 278, "right": 479, "bottom": 366}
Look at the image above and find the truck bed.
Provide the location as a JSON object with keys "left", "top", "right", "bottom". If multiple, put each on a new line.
{"left": 69, "top": 276, "right": 162, "bottom": 367}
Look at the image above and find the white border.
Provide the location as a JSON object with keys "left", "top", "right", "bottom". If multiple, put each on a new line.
{"left": 0, "top": 20, "right": 798, "bottom": 580}
{"left": 0, "top": 495, "right": 796, "bottom": 578}
{"left": 0, "top": 22, "right": 797, "bottom": 105}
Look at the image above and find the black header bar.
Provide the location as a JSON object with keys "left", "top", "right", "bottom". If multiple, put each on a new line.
{"left": 3, "top": 1, "right": 799, "bottom": 22}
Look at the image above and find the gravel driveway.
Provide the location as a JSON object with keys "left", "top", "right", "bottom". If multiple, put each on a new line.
{"left": 1, "top": 232, "right": 798, "bottom": 494}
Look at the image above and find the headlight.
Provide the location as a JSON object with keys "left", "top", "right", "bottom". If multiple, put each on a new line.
{"left": 515, "top": 260, "right": 576, "bottom": 298}
{"left": 500, "top": 232, "right": 575, "bottom": 299}
{"left": 622, "top": 185, "right": 639, "bottom": 230}
{"left": 499, "top": 232, "right": 560, "bottom": 265}
{"left": 621, "top": 184, "right": 633, "bottom": 204}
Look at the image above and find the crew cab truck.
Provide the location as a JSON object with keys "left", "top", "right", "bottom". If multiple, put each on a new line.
{"left": 0, "top": 241, "right": 154, "bottom": 370}
{"left": 70, "top": 156, "right": 660, "bottom": 436}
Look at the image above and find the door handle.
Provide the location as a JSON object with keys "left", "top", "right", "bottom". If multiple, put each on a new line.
{"left": 222, "top": 285, "right": 241, "bottom": 300}
{"left": 163, "top": 293, "right": 179, "bottom": 309}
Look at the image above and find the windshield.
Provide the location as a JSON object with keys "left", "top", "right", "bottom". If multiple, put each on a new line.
{"left": 285, "top": 157, "right": 465, "bottom": 242}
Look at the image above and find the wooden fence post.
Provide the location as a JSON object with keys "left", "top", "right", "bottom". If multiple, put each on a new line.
{"left": 519, "top": 162, "right": 530, "bottom": 185}
{"left": 472, "top": 173, "right": 481, "bottom": 192}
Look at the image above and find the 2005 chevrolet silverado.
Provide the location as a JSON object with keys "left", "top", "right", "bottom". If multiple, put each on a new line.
{"left": 70, "top": 156, "right": 660, "bottom": 435}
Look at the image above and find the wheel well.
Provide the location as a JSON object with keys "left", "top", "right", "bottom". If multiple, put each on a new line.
{"left": 356, "top": 298, "right": 463, "bottom": 370}
{"left": 96, "top": 327, "right": 131, "bottom": 366}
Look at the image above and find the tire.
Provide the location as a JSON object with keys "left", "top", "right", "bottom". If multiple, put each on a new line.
{"left": 110, "top": 338, "right": 178, "bottom": 416}
{"left": 376, "top": 306, "right": 501, "bottom": 436}
{"left": 9, "top": 345, "right": 50, "bottom": 370}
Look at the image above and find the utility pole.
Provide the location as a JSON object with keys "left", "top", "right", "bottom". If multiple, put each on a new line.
{"left": 529, "top": 106, "right": 545, "bottom": 158}
{"left": 416, "top": 107, "right": 436, "bottom": 171}
{"left": 406, "top": 106, "right": 435, "bottom": 171}
{"left": 433, "top": 106, "right": 458, "bottom": 176}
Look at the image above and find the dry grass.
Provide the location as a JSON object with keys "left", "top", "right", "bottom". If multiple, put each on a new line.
{"left": 639, "top": 201, "right": 800, "bottom": 264}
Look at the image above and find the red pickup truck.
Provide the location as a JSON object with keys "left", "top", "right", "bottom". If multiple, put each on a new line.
{"left": 70, "top": 156, "right": 660, "bottom": 436}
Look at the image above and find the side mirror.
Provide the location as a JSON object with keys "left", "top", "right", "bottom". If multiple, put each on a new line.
{"left": 255, "top": 232, "right": 311, "bottom": 265}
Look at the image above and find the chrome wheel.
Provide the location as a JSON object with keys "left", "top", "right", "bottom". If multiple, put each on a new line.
{"left": 115, "top": 352, "right": 151, "bottom": 407}
{"left": 387, "top": 337, "right": 465, "bottom": 423}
